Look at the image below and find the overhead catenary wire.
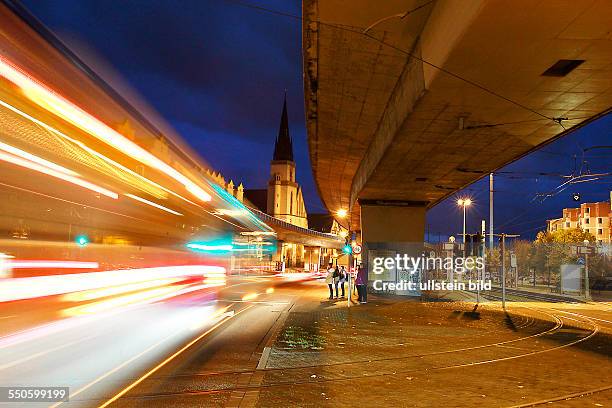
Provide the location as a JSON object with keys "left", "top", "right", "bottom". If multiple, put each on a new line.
{"left": 224, "top": 0, "right": 577, "bottom": 128}
{"left": 225, "top": 0, "right": 609, "bottom": 238}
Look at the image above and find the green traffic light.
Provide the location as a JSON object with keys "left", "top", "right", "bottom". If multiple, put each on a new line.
{"left": 75, "top": 235, "right": 89, "bottom": 247}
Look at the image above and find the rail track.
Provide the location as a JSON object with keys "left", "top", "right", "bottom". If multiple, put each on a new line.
{"left": 103, "top": 305, "right": 609, "bottom": 407}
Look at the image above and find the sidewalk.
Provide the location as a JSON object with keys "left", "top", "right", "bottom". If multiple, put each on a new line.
{"left": 253, "top": 286, "right": 612, "bottom": 407}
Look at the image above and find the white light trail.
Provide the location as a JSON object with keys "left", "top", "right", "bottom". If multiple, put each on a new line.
{"left": 0, "top": 98, "right": 199, "bottom": 206}
{"left": 0, "top": 141, "right": 78, "bottom": 176}
{"left": 0, "top": 57, "right": 212, "bottom": 202}
{"left": 125, "top": 194, "right": 183, "bottom": 216}
{"left": 7, "top": 260, "right": 99, "bottom": 269}
{"left": 0, "top": 150, "right": 119, "bottom": 199}
{"left": 0, "top": 265, "right": 226, "bottom": 302}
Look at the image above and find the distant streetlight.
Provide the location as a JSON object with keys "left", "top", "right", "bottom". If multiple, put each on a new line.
{"left": 457, "top": 198, "right": 472, "bottom": 258}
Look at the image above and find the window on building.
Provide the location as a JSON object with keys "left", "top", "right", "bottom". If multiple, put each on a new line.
{"left": 585, "top": 218, "right": 590, "bottom": 224}
{"left": 598, "top": 217, "right": 603, "bottom": 224}
{"left": 598, "top": 229, "right": 603, "bottom": 235}
{"left": 565, "top": 222, "right": 570, "bottom": 228}
{"left": 585, "top": 207, "right": 590, "bottom": 213}
{"left": 290, "top": 192, "right": 293, "bottom": 214}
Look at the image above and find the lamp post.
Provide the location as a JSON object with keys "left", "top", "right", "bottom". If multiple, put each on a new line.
{"left": 336, "top": 208, "right": 352, "bottom": 306}
{"left": 457, "top": 198, "right": 472, "bottom": 259}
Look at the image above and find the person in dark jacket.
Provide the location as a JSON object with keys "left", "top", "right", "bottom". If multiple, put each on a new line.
{"left": 338, "top": 266, "right": 347, "bottom": 297}
{"left": 333, "top": 266, "right": 340, "bottom": 298}
{"left": 355, "top": 264, "right": 367, "bottom": 303}
{"left": 325, "top": 262, "right": 335, "bottom": 300}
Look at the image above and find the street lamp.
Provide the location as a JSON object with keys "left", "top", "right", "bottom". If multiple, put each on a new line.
{"left": 337, "top": 209, "right": 348, "bottom": 218}
{"left": 457, "top": 198, "right": 472, "bottom": 258}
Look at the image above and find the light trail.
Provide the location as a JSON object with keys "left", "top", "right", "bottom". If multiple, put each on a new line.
{"left": 0, "top": 99, "right": 199, "bottom": 205}
{"left": 0, "top": 334, "right": 96, "bottom": 371}
{"left": 0, "top": 150, "right": 118, "bottom": 199}
{"left": 0, "top": 181, "right": 151, "bottom": 223}
{"left": 7, "top": 260, "right": 99, "bottom": 269}
{"left": 241, "top": 292, "right": 259, "bottom": 301}
{"left": 186, "top": 242, "right": 234, "bottom": 252}
{"left": 0, "top": 265, "right": 226, "bottom": 302}
{"left": 61, "top": 278, "right": 182, "bottom": 302}
{"left": 125, "top": 193, "right": 183, "bottom": 216}
{"left": 0, "top": 141, "right": 78, "bottom": 176}
{"left": 96, "top": 305, "right": 254, "bottom": 408}
{"left": 61, "top": 284, "right": 191, "bottom": 316}
{"left": 0, "top": 56, "right": 212, "bottom": 202}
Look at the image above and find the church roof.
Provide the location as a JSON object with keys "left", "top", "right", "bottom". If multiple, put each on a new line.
{"left": 272, "top": 95, "right": 294, "bottom": 161}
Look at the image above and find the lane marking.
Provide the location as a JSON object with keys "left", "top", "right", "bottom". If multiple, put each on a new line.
{"left": 0, "top": 334, "right": 97, "bottom": 371}
{"left": 49, "top": 302, "right": 239, "bottom": 407}
{"left": 97, "top": 305, "right": 254, "bottom": 407}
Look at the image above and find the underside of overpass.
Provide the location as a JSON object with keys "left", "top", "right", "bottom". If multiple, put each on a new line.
{"left": 303, "top": 0, "right": 612, "bottom": 240}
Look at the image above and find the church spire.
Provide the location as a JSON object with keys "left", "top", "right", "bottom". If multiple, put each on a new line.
{"left": 273, "top": 92, "right": 294, "bottom": 161}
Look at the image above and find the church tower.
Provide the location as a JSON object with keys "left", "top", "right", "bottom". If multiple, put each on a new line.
{"left": 267, "top": 95, "right": 308, "bottom": 228}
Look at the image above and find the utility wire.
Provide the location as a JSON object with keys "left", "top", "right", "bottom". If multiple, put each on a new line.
{"left": 225, "top": 0, "right": 570, "bottom": 126}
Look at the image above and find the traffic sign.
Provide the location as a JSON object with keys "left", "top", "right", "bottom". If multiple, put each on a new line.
{"left": 352, "top": 244, "right": 362, "bottom": 255}
{"left": 510, "top": 253, "right": 517, "bottom": 268}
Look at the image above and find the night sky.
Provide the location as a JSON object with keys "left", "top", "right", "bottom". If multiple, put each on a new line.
{"left": 22, "top": 0, "right": 612, "bottom": 240}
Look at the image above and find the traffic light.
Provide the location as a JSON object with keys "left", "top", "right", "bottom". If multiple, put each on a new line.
{"left": 342, "top": 244, "right": 353, "bottom": 255}
{"left": 75, "top": 235, "right": 89, "bottom": 247}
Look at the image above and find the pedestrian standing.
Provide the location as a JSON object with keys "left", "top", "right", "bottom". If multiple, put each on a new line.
{"left": 355, "top": 264, "right": 367, "bottom": 303}
{"left": 339, "top": 265, "right": 347, "bottom": 297}
{"left": 325, "top": 262, "right": 335, "bottom": 300}
{"left": 333, "top": 265, "right": 340, "bottom": 298}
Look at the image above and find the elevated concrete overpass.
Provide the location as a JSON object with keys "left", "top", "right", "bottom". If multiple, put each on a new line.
{"left": 303, "top": 0, "right": 612, "bottom": 244}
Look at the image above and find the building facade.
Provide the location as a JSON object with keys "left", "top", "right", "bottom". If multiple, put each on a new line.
{"left": 547, "top": 194, "right": 612, "bottom": 243}
{"left": 243, "top": 96, "right": 311, "bottom": 268}
{"left": 266, "top": 97, "right": 308, "bottom": 228}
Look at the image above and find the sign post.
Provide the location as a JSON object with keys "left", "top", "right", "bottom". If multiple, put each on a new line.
{"left": 580, "top": 242, "right": 592, "bottom": 300}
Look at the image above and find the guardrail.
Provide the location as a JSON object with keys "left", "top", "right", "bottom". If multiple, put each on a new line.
{"left": 246, "top": 207, "right": 344, "bottom": 242}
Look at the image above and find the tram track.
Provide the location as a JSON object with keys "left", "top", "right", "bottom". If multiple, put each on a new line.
{"left": 104, "top": 305, "right": 605, "bottom": 404}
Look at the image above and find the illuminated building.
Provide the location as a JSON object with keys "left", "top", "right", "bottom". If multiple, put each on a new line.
{"left": 547, "top": 193, "right": 612, "bottom": 243}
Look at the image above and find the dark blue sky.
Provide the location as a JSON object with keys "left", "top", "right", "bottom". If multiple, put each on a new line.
{"left": 22, "top": 0, "right": 611, "bottom": 239}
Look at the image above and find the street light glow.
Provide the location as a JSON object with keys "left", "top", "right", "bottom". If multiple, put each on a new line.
{"left": 457, "top": 198, "right": 472, "bottom": 207}
{"left": 337, "top": 209, "right": 348, "bottom": 218}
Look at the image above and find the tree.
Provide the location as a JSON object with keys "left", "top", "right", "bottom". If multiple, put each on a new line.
{"left": 533, "top": 228, "right": 596, "bottom": 285}
{"left": 512, "top": 240, "right": 533, "bottom": 284}
{"left": 485, "top": 247, "right": 501, "bottom": 283}
{"left": 535, "top": 228, "right": 595, "bottom": 244}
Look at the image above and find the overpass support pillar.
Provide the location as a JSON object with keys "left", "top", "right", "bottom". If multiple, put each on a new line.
{"left": 359, "top": 200, "right": 427, "bottom": 296}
